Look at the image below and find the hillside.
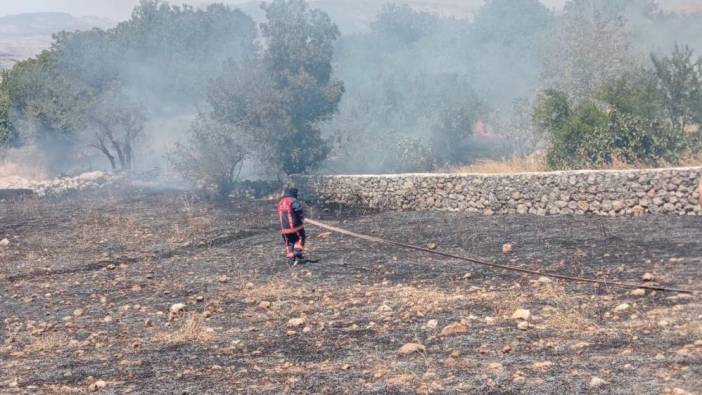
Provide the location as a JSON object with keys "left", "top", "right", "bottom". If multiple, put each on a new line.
{"left": 0, "top": 12, "right": 114, "bottom": 70}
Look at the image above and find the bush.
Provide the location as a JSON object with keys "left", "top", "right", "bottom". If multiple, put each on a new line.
{"left": 534, "top": 89, "right": 684, "bottom": 169}
{"left": 168, "top": 115, "right": 246, "bottom": 197}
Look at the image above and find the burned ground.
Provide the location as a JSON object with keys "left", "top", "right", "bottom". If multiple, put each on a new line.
{"left": 1, "top": 189, "right": 701, "bottom": 394}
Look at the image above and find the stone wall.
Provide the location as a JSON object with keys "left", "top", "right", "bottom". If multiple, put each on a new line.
{"left": 293, "top": 167, "right": 702, "bottom": 216}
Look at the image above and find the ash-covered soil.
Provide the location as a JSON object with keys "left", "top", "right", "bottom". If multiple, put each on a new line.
{"left": 1, "top": 189, "right": 701, "bottom": 394}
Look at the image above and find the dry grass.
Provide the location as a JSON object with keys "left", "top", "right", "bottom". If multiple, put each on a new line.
{"left": 155, "top": 313, "right": 216, "bottom": 344}
{"left": 23, "top": 332, "right": 70, "bottom": 354}
{"left": 440, "top": 151, "right": 702, "bottom": 175}
{"left": 440, "top": 153, "right": 549, "bottom": 174}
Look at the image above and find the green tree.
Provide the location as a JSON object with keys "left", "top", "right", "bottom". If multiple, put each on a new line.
{"left": 651, "top": 44, "right": 702, "bottom": 131}
{"left": 0, "top": 72, "right": 12, "bottom": 146}
{"left": 210, "top": 0, "right": 344, "bottom": 175}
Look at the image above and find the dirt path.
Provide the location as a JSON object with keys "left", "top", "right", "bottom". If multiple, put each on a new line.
{"left": 1, "top": 190, "right": 700, "bottom": 394}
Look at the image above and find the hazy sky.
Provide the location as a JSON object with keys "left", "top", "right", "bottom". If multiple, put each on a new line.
{"left": 0, "top": 0, "right": 570, "bottom": 20}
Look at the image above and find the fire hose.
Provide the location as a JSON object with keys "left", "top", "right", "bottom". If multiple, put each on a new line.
{"left": 305, "top": 218, "right": 700, "bottom": 295}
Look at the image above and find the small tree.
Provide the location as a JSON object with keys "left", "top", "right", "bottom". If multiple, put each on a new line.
{"left": 87, "top": 90, "right": 145, "bottom": 171}
{"left": 209, "top": 0, "right": 344, "bottom": 175}
{"left": 651, "top": 44, "right": 702, "bottom": 131}
{"left": 168, "top": 115, "right": 246, "bottom": 196}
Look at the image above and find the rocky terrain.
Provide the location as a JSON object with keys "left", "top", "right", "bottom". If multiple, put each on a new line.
{"left": 0, "top": 171, "right": 120, "bottom": 197}
{"left": 0, "top": 188, "right": 700, "bottom": 394}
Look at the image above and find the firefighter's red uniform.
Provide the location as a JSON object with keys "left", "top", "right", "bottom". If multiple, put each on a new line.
{"left": 277, "top": 188, "right": 305, "bottom": 260}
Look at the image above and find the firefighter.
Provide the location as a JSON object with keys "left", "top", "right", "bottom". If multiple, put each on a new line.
{"left": 277, "top": 187, "right": 306, "bottom": 264}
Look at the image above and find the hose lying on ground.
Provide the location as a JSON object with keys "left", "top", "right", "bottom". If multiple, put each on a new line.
{"left": 305, "top": 218, "right": 700, "bottom": 295}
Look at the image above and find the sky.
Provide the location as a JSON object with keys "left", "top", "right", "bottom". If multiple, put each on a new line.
{"left": 0, "top": 0, "right": 569, "bottom": 20}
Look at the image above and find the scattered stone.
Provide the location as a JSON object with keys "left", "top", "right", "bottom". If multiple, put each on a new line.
{"left": 286, "top": 330, "right": 297, "bottom": 336}
{"left": 537, "top": 276, "right": 552, "bottom": 284}
{"left": 502, "top": 243, "right": 513, "bottom": 254}
{"left": 398, "top": 342, "right": 425, "bottom": 355}
{"left": 144, "top": 319, "right": 152, "bottom": 328}
{"left": 642, "top": 273, "right": 655, "bottom": 281}
{"left": 302, "top": 326, "right": 312, "bottom": 333}
{"left": 245, "top": 282, "right": 254, "bottom": 289}
{"left": 217, "top": 275, "right": 229, "bottom": 283}
{"left": 487, "top": 362, "right": 503, "bottom": 372}
{"left": 463, "top": 272, "right": 472, "bottom": 279}
{"left": 103, "top": 315, "right": 113, "bottom": 323}
{"left": 195, "top": 296, "right": 204, "bottom": 302}
{"left": 88, "top": 380, "right": 107, "bottom": 392}
{"left": 0, "top": 238, "right": 10, "bottom": 247}
{"left": 614, "top": 303, "right": 631, "bottom": 313}
{"left": 630, "top": 289, "right": 646, "bottom": 296}
{"left": 588, "top": 377, "right": 607, "bottom": 388}
{"left": 502, "top": 345, "right": 512, "bottom": 353}
{"left": 106, "top": 264, "right": 116, "bottom": 271}
{"left": 532, "top": 361, "right": 553, "bottom": 371}
{"left": 73, "top": 308, "right": 84, "bottom": 317}
{"left": 511, "top": 309, "right": 531, "bottom": 321}
{"left": 169, "top": 303, "right": 186, "bottom": 320}
{"left": 439, "top": 322, "right": 469, "bottom": 337}
{"left": 517, "top": 321, "right": 529, "bottom": 330}
{"left": 287, "top": 317, "right": 306, "bottom": 327}
{"left": 427, "top": 242, "right": 438, "bottom": 250}
{"left": 258, "top": 301, "right": 272, "bottom": 309}
{"left": 318, "top": 232, "right": 332, "bottom": 239}
{"left": 426, "top": 319, "right": 438, "bottom": 329}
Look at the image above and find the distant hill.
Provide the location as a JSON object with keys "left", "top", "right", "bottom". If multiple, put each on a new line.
{"left": 0, "top": 12, "right": 114, "bottom": 70}
{"left": 0, "top": 12, "right": 114, "bottom": 36}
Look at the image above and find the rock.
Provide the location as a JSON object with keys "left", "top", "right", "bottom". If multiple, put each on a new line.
{"left": 517, "top": 321, "right": 529, "bottom": 330}
{"left": 642, "top": 272, "right": 655, "bottom": 281}
{"left": 88, "top": 380, "right": 107, "bottom": 392}
{"left": 537, "top": 276, "right": 552, "bottom": 284}
{"left": 169, "top": 303, "right": 186, "bottom": 320}
{"left": 532, "top": 361, "right": 553, "bottom": 371}
{"left": 217, "top": 275, "right": 229, "bottom": 283}
{"left": 463, "top": 272, "right": 472, "bottom": 279}
{"left": 426, "top": 319, "right": 438, "bottom": 329}
{"left": 73, "top": 308, "right": 84, "bottom": 317}
{"left": 302, "top": 326, "right": 312, "bottom": 333}
{"left": 511, "top": 309, "right": 531, "bottom": 321}
{"left": 144, "top": 319, "right": 153, "bottom": 328}
{"left": 630, "top": 289, "right": 646, "bottom": 296}
{"left": 614, "top": 303, "right": 631, "bottom": 313}
{"left": 439, "top": 322, "right": 469, "bottom": 337}
{"left": 286, "top": 330, "right": 297, "bottom": 336}
{"left": 487, "top": 362, "right": 503, "bottom": 372}
{"left": 0, "top": 238, "right": 10, "bottom": 247}
{"left": 103, "top": 315, "right": 113, "bottom": 323}
{"left": 106, "top": 264, "right": 116, "bottom": 270}
{"left": 317, "top": 232, "right": 332, "bottom": 239}
{"left": 502, "top": 243, "right": 513, "bottom": 254}
{"left": 398, "top": 342, "right": 425, "bottom": 355}
{"left": 245, "top": 282, "right": 254, "bottom": 289}
{"left": 588, "top": 377, "right": 607, "bottom": 388}
{"left": 427, "top": 242, "right": 438, "bottom": 250}
{"left": 258, "top": 301, "right": 271, "bottom": 309}
{"left": 287, "top": 317, "right": 306, "bottom": 327}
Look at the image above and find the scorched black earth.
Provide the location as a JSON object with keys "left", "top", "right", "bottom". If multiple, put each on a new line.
{"left": 0, "top": 189, "right": 700, "bottom": 394}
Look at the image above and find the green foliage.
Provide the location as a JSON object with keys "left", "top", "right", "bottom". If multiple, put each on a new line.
{"left": 596, "top": 68, "right": 663, "bottom": 120}
{"left": 651, "top": 44, "right": 702, "bottom": 130}
{"left": 535, "top": 88, "right": 686, "bottom": 169}
{"left": 370, "top": 4, "right": 436, "bottom": 45}
{"left": 209, "top": 0, "right": 344, "bottom": 175}
{"left": 0, "top": 72, "right": 12, "bottom": 146}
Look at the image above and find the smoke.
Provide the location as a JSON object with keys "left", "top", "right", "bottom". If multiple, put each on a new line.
{"left": 2, "top": 0, "right": 702, "bottom": 179}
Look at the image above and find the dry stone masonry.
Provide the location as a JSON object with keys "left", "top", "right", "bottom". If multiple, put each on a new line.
{"left": 294, "top": 167, "right": 702, "bottom": 216}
